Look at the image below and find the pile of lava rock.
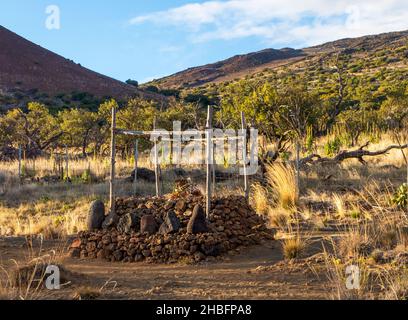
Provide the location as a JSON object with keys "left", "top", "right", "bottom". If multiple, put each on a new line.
{"left": 69, "top": 190, "right": 275, "bottom": 263}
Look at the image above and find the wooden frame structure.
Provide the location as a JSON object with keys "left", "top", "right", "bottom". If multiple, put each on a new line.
{"left": 108, "top": 106, "right": 250, "bottom": 218}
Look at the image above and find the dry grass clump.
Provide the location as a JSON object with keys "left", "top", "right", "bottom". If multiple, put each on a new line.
{"left": 265, "top": 163, "right": 298, "bottom": 210}
{"left": 282, "top": 236, "right": 306, "bottom": 260}
{"left": 0, "top": 246, "right": 75, "bottom": 300}
{"left": 332, "top": 193, "right": 347, "bottom": 218}
{"left": 8, "top": 261, "right": 69, "bottom": 289}
{"left": 338, "top": 230, "right": 373, "bottom": 259}
{"left": 267, "top": 207, "right": 291, "bottom": 229}
{"left": 323, "top": 251, "right": 373, "bottom": 300}
{"left": 250, "top": 183, "right": 269, "bottom": 216}
{"left": 381, "top": 270, "right": 408, "bottom": 300}
{"left": 250, "top": 163, "right": 299, "bottom": 229}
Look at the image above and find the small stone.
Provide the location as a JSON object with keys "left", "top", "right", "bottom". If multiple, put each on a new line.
{"left": 113, "top": 250, "right": 123, "bottom": 261}
{"left": 142, "top": 249, "right": 152, "bottom": 257}
{"left": 194, "top": 252, "right": 205, "bottom": 262}
{"left": 70, "top": 239, "right": 82, "bottom": 249}
{"left": 117, "top": 212, "right": 139, "bottom": 234}
{"left": 97, "top": 249, "right": 107, "bottom": 260}
{"left": 135, "top": 254, "right": 144, "bottom": 262}
{"left": 68, "top": 248, "right": 80, "bottom": 258}
{"left": 140, "top": 215, "right": 158, "bottom": 235}
{"left": 175, "top": 200, "right": 187, "bottom": 212}
{"left": 102, "top": 211, "right": 119, "bottom": 229}
{"left": 87, "top": 200, "right": 105, "bottom": 231}
{"left": 159, "top": 211, "right": 181, "bottom": 235}
{"left": 102, "top": 235, "right": 112, "bottom": 245}
{"left": 86, "top": 241, "right": 97, "bottom": 252}
{"left": 187, "top": 205, "right": 209, "bottom": 234}
{"left": 80, "top": 250, "right": 88, "bottom": 259}
{"left": 201, "top": 243, "right": 221, "bottom": 256}
{"left": 216, "top": 226, "right": 225, "bottom": 232}
{"left": 164, "top": 201, "right": 175, "bottom": 210}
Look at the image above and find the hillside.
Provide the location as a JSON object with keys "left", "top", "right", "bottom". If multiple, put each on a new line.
{"left": 151, "top": 48, "right": 305, "bottom": 89}
{"left": 149, "top": 30, "right": 408, "bottom": 90}
{"left": 0, "top": 26, "right": 161, "bottom": 109}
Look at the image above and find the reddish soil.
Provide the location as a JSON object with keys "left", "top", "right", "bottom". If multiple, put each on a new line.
{"left": 0, "top": 236, "right": 330, "bottom": 300}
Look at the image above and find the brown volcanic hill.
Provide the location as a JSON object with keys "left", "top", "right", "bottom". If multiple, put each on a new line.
{"left": 305, "top": 30, "right": 408, "bottom": 54}
{"left": 150, "top": 30, "right": 408, "bottom": 89}
{"left": 152, "top": 48, "right": 305, "bottom": 88}
{"left": 0, "top": 26, "right": 159, "bottom": 101}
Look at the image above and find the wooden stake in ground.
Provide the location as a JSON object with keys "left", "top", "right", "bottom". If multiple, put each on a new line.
{"left": 153, "top": 117, "right": 160, "bottom": 197}
{"left": 241, "top": 112, "right": 249, "bottom": 200}
{"left": 65, "top": 144, "right": 69, "bottom": 180}
{"left": 18, "top": 145, "right": 22, "bottom": 184}
{"left": 109, "top": 106, "right": 117, "bottom": 216}
{"left": 206, "top": 105, "right": 213, "bottom": 218}
{"left": 134, "top": 139, "right": 138, "bottom": 196}
{"left": 212, "top": 146, "right": 216, "bottom": 194}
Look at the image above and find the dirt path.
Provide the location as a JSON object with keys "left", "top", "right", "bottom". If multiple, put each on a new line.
{"left": 0, "top": 237, "right": 330, "bottom": 300}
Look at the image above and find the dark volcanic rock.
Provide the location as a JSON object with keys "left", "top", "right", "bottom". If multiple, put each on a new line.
{"left": 102, "top": 211, "right": 119, "bottom": 229}
{"left": 140, "top": 215, "right": 158, "bottom": 235}
{"left": 187, "top": 205, "right": 208, "bottom": 234}
{"left": 72, "top": 193, "right": 275, "bottom": 264}
{"left": 159, "top": 211, "right": 181, "bottom": 235}
{"left": 117, "top": 212, "right": 140, "bottom": 234}
{"left": 87, "top": 200, "right": 105, "bottom": 231}
{"left": 130, "top": 168, "right": 156, "bottom": 182}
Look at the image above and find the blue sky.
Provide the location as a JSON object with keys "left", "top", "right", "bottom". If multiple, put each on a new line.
{"left": 1, "top": 0, "right": 407, "bottom": 83}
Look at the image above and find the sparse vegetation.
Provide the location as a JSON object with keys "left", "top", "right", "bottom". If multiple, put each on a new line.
{"left": 1, "top": 27, "right": 408, "bottom": 301}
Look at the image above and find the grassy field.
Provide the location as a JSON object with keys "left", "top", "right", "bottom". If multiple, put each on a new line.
{"left": 0, "top": 134, "right": 407, "bottom": 300}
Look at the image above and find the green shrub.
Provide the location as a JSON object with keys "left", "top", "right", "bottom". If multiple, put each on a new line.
{"left": 392, "top": 183, "right": 408, "bottom": 209}
{"left": 324, "top": 137, "right": 342, "bottom": 156}
{"left": 81, "top": 168, "right": 92, "bottom": 184}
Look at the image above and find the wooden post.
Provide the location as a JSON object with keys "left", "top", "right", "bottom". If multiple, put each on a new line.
{"left": 18, "top": 145, "right": 22, "bottom": 183}
{"left": 109, "top": 106, "right": 117, "bottom": 216}
{"left": 133, "top": 139, "right": 138, "bottom": 196}
{"left": 212, "top": 147, "right": 216, "bottom": 194}
{"left": 241, "top": 112, "right": 249, "bottom": 200}
{"left": 153, "top": 117, "right": 160, "bottom": 197}
{"left": 205, "top": 106, "right": 213, "bottom": 218}
{"left": 65, "top": 144, "right": 69, "bottom": 180}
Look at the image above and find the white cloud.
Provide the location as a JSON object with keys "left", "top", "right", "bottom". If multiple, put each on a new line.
{"left": 130, "top": 0, "right": 408, "bottom": 47}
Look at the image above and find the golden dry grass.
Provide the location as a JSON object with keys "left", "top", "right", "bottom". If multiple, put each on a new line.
{"left": 282, "top": 236, "right": 306, "bottom": 260}
{"left": 265, "top": 163, "right": 298, "bottom": 210}
{"left": 0, "top": 134, "right": 407, "bottom": 300}
{"left": 250, "top": 183, "right": 269, "bottom": 216}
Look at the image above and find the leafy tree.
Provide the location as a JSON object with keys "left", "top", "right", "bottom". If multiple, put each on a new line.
{"left": 378, "top": 86, "right": 408, "bottom": 129}
{"left": 59, "top": 108, "right": 98, "bottom": 156}
{"left": 3, "top": 102, "right": 62, "bottom": 155}
{"left": 116, "top": 98, "right": 158, "bottom": 155}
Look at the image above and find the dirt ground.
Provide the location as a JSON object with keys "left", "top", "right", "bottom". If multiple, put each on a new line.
{"left": 0, "top": 236, "right": 331, "bottom": 300}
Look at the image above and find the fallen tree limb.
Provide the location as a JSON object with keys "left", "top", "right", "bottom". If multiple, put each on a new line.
{"left": 300, "top": 142, "right": 408, "bottom": 166}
